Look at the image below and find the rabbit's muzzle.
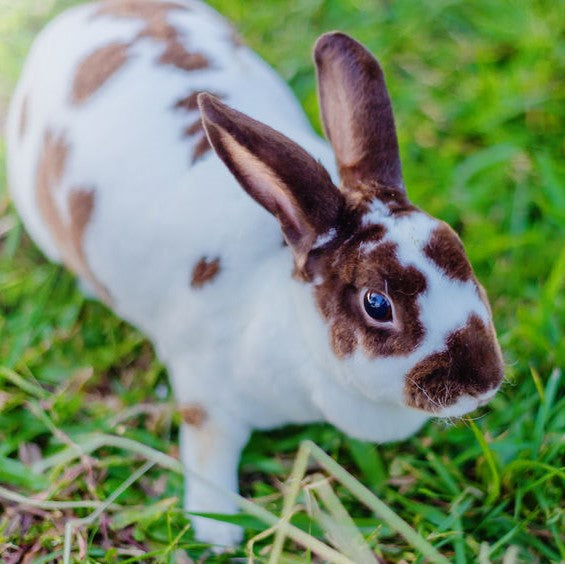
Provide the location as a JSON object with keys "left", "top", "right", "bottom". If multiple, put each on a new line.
{"left": 404, "top": 314, "right": 504, "bottom": 415}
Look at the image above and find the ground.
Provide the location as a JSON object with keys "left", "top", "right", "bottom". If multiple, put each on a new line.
{"left": 0, "top": 0, "right": 563, "bottom": 562}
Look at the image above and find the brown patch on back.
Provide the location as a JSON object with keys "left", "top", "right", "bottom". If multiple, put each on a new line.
{"left": 404, "top": 314, "right": 504, "bottom": 412}
{"left": 68, "top": 190, "right": 95, "bottom": 253}
{"left": 182, "top": 115, "right": 211, "bottom": 163}
{"left": 174, "top": 91, "right": 201, "bottom": 112}
{"left": 93, "top": 0, "right": 210, "bottom": 72}
{"left": 71, "top": 42, "right": 129, "bottom": 105}
{"left": 191, "top": 257, "right": 221, "bottom": 288}
{"left": 36, "top": 131, "right": 111, "bottom": 303}
{"left": 180, "top": 403, "right": 207, "bottom": 427}
{"left": 175, "top": 90, "right": 224, "bottom": 164}
{"left": 159, "top": 41, "right": 209, "bottom": 71}
{"left": 184, "top": 119, "right": 202, "bottom": 136}
{"left": 191, "top": 135, "right": 212, "bottom": 163}
{"left": 91, "top": 2, "right": 214, "bottom": 162}
{"left": 19, "top": 96, "right": 29, "bottom": 139}
{"left": 424, "top": 222, "right": 473, "bottom": 282}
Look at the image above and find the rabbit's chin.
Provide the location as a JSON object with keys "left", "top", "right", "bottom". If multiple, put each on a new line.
{"left": 427, "top": 388, "right": 499, "bottom": 419}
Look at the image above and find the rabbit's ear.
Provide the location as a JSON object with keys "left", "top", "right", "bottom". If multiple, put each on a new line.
{"left": 198, "top": 94, "right": 344, "bottom": 267}
{"left": 314, "top": 32, "right": 404, "bottom": 194}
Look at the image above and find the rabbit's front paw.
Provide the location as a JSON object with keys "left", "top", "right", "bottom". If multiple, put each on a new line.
{"left": 191, "top": 515, "right": 243, "bottom": 550}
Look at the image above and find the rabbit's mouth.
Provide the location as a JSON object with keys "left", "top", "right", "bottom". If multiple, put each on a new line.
{"left": 404, "top": 387, "right": 499, "bottom": 418}
{"left": 404, "top": 364, "right": 503, "bottom": 416}
{"left": 433, "top": 388, "right": 499, "bottom": 418}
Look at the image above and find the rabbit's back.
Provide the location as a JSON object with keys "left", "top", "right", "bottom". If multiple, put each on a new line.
{"left": 6, "top": 0, "right": 333, "bottom": 338}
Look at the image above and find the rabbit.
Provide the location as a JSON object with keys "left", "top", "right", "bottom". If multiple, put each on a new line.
{"left": 6, "top": 0, "right": 504, "bottom": 548}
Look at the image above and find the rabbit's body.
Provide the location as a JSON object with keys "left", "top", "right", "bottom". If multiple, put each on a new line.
{"left": 7, "top": 1, "right": 341, "bottom": 424}
{"left": 7, "top": 0, "right": 504, "bottom": 548}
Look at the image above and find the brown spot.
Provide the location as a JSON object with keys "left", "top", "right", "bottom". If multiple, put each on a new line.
{"left": 94, "top": 0, "right": 210, "bottom": 72}
{"left": 92, "top": 2, "right": 214, "bottom": 163}
{"left": 191, "top": 135, "right": 212, "bottom": 163}
{"left": 71, "top": 42, "right": 129, "bottom": 105}
{"left": 174, "top": 91, "right": 201, "bottom": 112}
{"left": 404, "top": 314, "right": 504, "bottom": 412}
{"left": 180, "top": 403, "right": 207, "bottom": 427}
{"left": 68, "top": 190, "right": 95, "bottom": 255}
{"left": 175, "top": 91, "right": 224, "bottom": 164}
{"left": 184, "top": 118, "right": 202, "bottom": 137}
{"left": 159, "top": 40, "right": 209, "bottom": 71}
{"left": 182, "top": 116, "right": 211, "bottom": 163}
{"left": 36, "top": 131, "right": 111, "bottom": 303}
{"left": 191, "top": 257, "right": 220, "bottom": 288}
{"left": 19, "top": 96, "right": 29, "bottom": 139}
{"left": 424, "top": 222, "right": 473, "bottom": 282}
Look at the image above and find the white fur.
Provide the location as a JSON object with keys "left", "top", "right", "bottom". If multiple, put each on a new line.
{"left": 313, "top": 227, "right": 337, "bottom": 249}
{"left": 6, "top": 1, "right": 499, "bottom": 546}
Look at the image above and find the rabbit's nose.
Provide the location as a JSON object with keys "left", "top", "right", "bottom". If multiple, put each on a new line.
{"left": 403, "top": 333, "right": 504, "bottom": 414}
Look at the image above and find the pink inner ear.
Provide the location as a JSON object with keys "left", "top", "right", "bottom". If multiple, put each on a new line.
{"left": 220, "top": 131, "right": 310, "bottom": 244}
{"left": 315, "top": 32, "right": 404, "bottom": 191}
{"left": 321, "top": 66, "right": 363, "bottom": 168}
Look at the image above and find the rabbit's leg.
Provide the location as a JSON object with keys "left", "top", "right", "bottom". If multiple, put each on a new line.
{"left": 179, "top": 408, "right": 250, "bottom": 547}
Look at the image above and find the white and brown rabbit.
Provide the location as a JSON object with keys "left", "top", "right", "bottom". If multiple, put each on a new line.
{"left": 6, "top": 0, "right": 504, "bottom": 547}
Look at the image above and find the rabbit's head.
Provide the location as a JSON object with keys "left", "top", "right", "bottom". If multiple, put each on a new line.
{"left": 199, "top": 32, "right": 504, "bottom": 418}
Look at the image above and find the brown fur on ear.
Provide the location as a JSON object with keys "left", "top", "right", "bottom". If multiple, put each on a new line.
{"left": 198, "top": 93, "right": 345, "bottom": 267}
{"left": 314, "top": 32, "right": 404, "bottom": 194}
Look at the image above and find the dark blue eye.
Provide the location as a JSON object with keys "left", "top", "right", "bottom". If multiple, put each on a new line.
{"left": 363, "top": 290, "right": 392, "bottom": 322}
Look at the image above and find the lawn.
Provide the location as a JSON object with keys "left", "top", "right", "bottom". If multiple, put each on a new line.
{"left": 0, "top": 0, "right": 563, "bottom": 562}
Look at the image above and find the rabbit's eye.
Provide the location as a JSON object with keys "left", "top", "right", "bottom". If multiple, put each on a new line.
{"left": 363, "top": 290, "right": 392, "bottom": 322}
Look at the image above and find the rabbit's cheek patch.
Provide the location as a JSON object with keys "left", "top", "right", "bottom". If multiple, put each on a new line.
{"left": 358, "top": 243, "right": 427, "bottom": 356}
{"left": 423, "top": 222, "right": 473, "bottom": 282}
{"left": 313, "top": 240, "right": 427, "bottom": 358}
{"left": 404, "top": 314, "right": 504, "bottom": 412}
{"left": 36, "top": 131, "right": 111, "bottom": 304}
{"left": 330, "top": 321, "right": 357, "bottom": 357}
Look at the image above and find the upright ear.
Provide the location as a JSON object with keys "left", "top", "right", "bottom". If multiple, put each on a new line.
{"left": 198, "top": 94, "right": 345, "bottom": 269}
{"left": 314, "top": 32, "right": 404, "bottom": 193}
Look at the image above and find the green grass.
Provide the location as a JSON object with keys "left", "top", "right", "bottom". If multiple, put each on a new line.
{"left": 1, "top": 0, "right": 564, "bottom": 561}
